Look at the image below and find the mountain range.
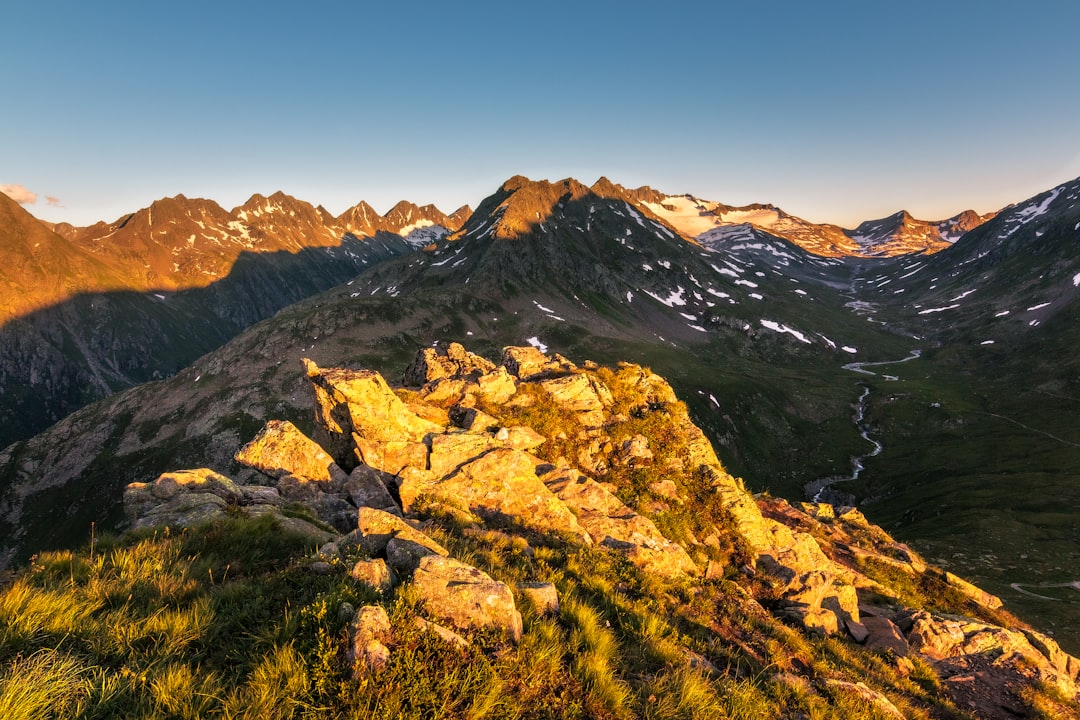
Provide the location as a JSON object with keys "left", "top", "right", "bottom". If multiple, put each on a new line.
{"left": 2, "top": 172, "right": 1078, "bottom": 663}
{"left": 0, "top": 191, "right": 469, "bottom": 448}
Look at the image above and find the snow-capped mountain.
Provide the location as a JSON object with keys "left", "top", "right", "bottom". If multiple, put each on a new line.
{"left": 845, "top": 209, "right": 995, "bottom": 256}
{"left": 626, "top": 188, "right": 992, "bottom": 258}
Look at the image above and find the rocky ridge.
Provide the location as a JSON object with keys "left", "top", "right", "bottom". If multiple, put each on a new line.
{"left": 123, "top": 344, "right": 1080, "bottom": 717}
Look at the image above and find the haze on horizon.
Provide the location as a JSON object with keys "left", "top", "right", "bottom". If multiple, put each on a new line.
{"left": 3, "top": 0, "right": 1080, "bottom": 228}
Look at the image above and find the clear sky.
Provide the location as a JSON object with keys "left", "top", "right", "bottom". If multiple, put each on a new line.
{"left": 3, "top": 0, "right": 1080, "bottom": 228}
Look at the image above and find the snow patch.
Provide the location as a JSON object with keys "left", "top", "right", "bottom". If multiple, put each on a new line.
{"left": 918, "top": 305, "right": 960, "bottom": 315}
{"left": 644, "top": 287, "right": 687, "bottom": 307}
{"left": 533, "top": 300, "right": 555, "bottom": 313}
{"left": 760, "top": 320, "right": 812, "bottom": 344}
{"left": 994, "top": 310, "right": 1010, "bottom": 317}
{"left": 980, "top": 340, "right": 995, "bottom": 345}
{"left": 526, "top": 336, "right": 548, "bottom": 353}
{"left": 1027, "top": 302, "right": 1051, "bottom": 311}
{"left": 842, "top": 346, "right": 858, "bottom": 354}
{"left": 1014, "top": 186, "right": 1063, "bottom": 223}
{"left": 950, "top": 289, "right": 976, "bottom": 301}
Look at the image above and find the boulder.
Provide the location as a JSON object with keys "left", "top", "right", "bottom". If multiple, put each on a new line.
{"left": 335, "top": 368, "right": 443, "bottom": 443}
{"left": 845, "top": 618, "right": 870, "bottom": 643}
{"left": 132, "top": 492, "right": 228, "bottom": 530}
{"left": 122, "top": 483, "right": 156, "bottom": 522}
{"left": 151, "top": 469, "right": 243, "bottom": 504}
{"left": 497, "top": 426, "right": 546, "bottom": 451}
{"left": 353, "top": 436, "right": 429, "bottom": 477}
{"left": 411, "top": 555, "right": 523, "bottom": 641}
{"left": 350, "top": 558, "right": 397, "bottom": 594}
{"left": 820, "top": 584, "right": 861, "bottom": 626}
{"left": 501, "top": 346, "right": 553, "bottom": 380}
{"left": 475, "top": 367, "right": 517, "bottom": 404}
{"left": 1022, "top": 629, "right": 1080, "bottom": 678}
{"left": 304, "top": 360, "right": 443, "bottom": 465}
{"left": 344, "top": 465, "right": 399, "bottom": 512}
{"left": 795, "top": 606, "right": 841, "bottom": 636}
{"left": 519, "top": 581, "right": 559, "bottom": 615}
{"left": 308, "top": 493, "right": 360, "bottom": 534}
{"left": 402, "top": 343, "right": 496, "bottom": 385}
{"left": 271, "top": 514, "right": 336, "bottom": 545}
{"left": 235, "top": 420, "right": 347, "bottom": 487}
{"left": 862, "top": 615, "right": 910, "bottom": 656}
{"left": 240, "top": 485, "right": 284, "bottom": 507}
{"left": 303, "top": 358, "right": 360, "bottom": 470}
{"left": 124, "top": 469, "right": 243, "bottom": 522}
{"left": 538, "top": 373, "right": 607, "bottom": 428}
{"left": 276, "top": 474, "right": 327, "bottom": 502}
{"left": 346, "top": 507, "right": 448, "bottom": 559}
{"left": 386, "top": 536, "right": 444, "bottom": 573}
{"left": 346, "top": 605, "right": 392, "bottom": 675}
{"left": 903, "top": 610, "right": 966, "bottom": 660}
{"left": 942, "top": 570, "right": 1004, "bottom": 610}
{"left": 309, "top": 561, "right": 333, "bottom": 575}
{"left": 418, "top": 377, "right": 472, "bottom": 406}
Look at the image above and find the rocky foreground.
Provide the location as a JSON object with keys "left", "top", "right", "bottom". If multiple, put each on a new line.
{"left": 123, "top": 344, "right": 1080, "bottom": 718}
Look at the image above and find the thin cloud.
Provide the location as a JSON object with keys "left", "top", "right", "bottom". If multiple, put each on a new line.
{"left": 0, "top": 184, "right": 38, "bottom": 205}
{"left": 46, "top": 195, "right": 63, "bottom": 207}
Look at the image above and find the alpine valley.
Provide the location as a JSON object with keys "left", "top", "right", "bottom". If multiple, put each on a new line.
{"left": 2, "top": 174, "right": 1079, "bottom": 718}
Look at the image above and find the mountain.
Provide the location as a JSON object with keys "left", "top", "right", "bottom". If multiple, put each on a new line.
{"left": 623, "top": 184, "right": 993, "bottom": 257}
{"left": 2, "top": 172, "right": 1079, "bottom": 666}
{"left": 0, "top": 193, "right": 132, "bottom": 322}
{"left": 844, "top": 209, "right": 996, "bottom": 257}
{"left": 0, "top": 193, "right": 468, "bottom": 448}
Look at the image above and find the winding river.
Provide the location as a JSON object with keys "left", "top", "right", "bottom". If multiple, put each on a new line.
{"left": 804, "top": 350, "right": 922, "bottom": 503}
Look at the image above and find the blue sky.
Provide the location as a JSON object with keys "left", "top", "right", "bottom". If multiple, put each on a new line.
{"left": 3, "top": 0, "right": 1080, "bottom": 227}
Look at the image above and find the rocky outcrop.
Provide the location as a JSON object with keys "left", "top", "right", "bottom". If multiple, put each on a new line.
{"left": 303, "top": 359, "right": 443, "bottom": 473}
{"left": 402, "top": 342, "right": 495, "bottom": 385}
{"left": 234, "top": 420, "right": 347, "bottom": 487}
{"left": 348, "top": 507, "right": 448, "bottom": 560}
{"left": 123, "top": 467, "right": 334, "bottom": 543}
{"left": 119, "top": 345, "right": 1080, "bottom": 716}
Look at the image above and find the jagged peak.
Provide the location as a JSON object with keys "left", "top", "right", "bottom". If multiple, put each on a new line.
{"left": 588, "top": 176, "right": 630, "bottom": 200}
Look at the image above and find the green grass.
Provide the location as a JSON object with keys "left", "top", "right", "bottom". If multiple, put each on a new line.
{"left": 9, "top": 486, "right": 1080, "bottom": 719}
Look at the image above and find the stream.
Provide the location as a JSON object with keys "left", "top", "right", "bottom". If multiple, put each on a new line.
{"left": 804, "top": 350, "right": 921, "bottom": 503}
